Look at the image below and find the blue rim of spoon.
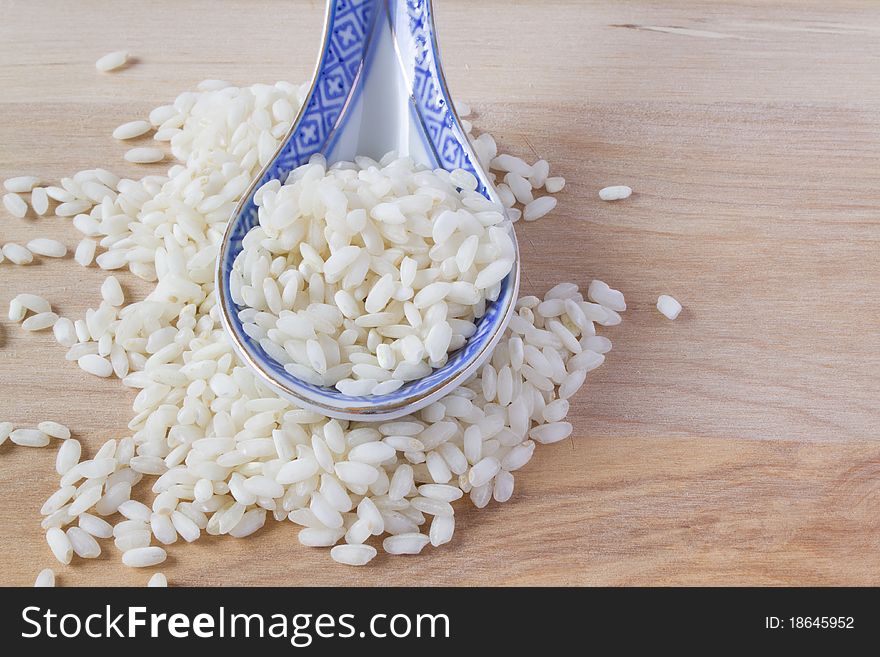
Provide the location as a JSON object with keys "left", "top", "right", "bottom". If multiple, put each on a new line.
{"left": 216, "top": 0, "right": 520, "bottom": 421}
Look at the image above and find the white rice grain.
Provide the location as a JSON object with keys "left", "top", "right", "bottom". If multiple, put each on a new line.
{"left": 26, "top": 238, "right": 67, "bottom": 258}
{"left": 529, "top": 159, "right": 550, "bottom": 188}
{"left": 78, "top": 354, "right": 113, "bottom": 377}
{"left": 118, "top": 500, "right": 152, "bottom": 523}
{"left": 53, "top": 318, "right": 77, "bottom": 347}
{"left": 74, "top": 238, "right": 97, "bottom": 266}
{"left": 148, "top": 573, "right": 168, "bottom": 587}
{"left": 38, "top": 421, "right": 70, "bottom": 440}
{"left": 657, "top": 294, "right": 682, "bottom": 320}
{"left": 46, "top": 527, "right": 73, "bottom": 565}
{"left": 523, "top": 196, "right": 557, "bottom": 222}
{"left": 151, "top": 513, "right": 178, "bottom": 545}
{"left": 101, "top": 275, "right": 125, "bottom": 306}
{"left": 54, "top": 440, "right": 81, "bottom": 477}
{"left": 10, "top": 428, "right": 50, "bottom": 447}
{"left": 95, "top": 250, "right": 128, "bottom": 270}
{"left": 4, "top": 176, "right": 40, "bottom": 193}
{"left": 598, "top": 185, "right": 632, "bottom": 201}
{"left": 3, "top": 192, "right": 28, "bottom": 218}
{"left": 113, "top": 120, "right": 152, "bottom": 140}
{"left": 21, "top": 311, "right": 58, "bottom": 331}
{"left": 330, "top": 544, "right": 377, "bottom": 566}
{"left": 34, "top": 568, "right": 55, "bottom": 587}
{"left": 2, "top": 242, "right": 33, "bottom": 265}
{"left": 56, "top": 200, "right": 92, "bottom": 217}
{"left": 544, "top": 176, "right": 566, "bottom": 193}
{"left": 0, "top": 422, "right": 12, "bottom": 446}
{"left": 124, "top": 148, "right": 165, "bottom": 164}
{"left": 382, "top": 533, "right": 431, "bottom": 555}
{"left": 429, "top": 514, "right": 455, "bottom": 547}
{"left": 468, "top": 457, "right": 501, "bottom": 487}
{"left": 96, "top": 50, "right": 129, "bottom": 72}
{"left": 79, "top": 513, "right": 114, "bottom": 539}
{"left": 30, "top": 187, "right": 50, "bottom": 215}
{"left": 122, "top": 546, "right": 167, "bottom": 568}
{"left": 490, "top": 154, "right": 533, "bottom": 177}
{"left": 67, "top": 526, "right": 101, "bottom": 558}
{"left": 587, "top": 279, "right": 627, "bottom": 312}
{"left": 15, "top": 293, "right": 51, "bottom": 314}
{"left": 529, "top": 421, "right": 573, "bottom": 444}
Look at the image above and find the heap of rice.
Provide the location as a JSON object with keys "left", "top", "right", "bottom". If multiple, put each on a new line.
{"left": 2, "top": 74, "right": 623, "bottom": 581}
{"left": 233, "top": 155, "right": 517, "bottom": 395}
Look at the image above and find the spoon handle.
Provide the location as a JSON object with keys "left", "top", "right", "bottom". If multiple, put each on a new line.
{"left": 386, "top": 1, "right": 485, "bottom": 188}
{"left": 267, "top": 0, "right": 376, "bottom": 177}
{"left": 268, "top": 1, "right": 487, "bottom": 193}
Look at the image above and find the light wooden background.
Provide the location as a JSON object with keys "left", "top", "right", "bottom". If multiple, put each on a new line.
{"left": 1, "top": 0, "right": 878, "bottom": 586}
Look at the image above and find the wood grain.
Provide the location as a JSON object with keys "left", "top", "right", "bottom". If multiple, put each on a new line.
{"left": 1, "top": 0, "right": 878, "bottom": 586}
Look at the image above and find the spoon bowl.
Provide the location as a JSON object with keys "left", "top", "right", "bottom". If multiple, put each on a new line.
{"left": 216, "top": 0, "right": 520, "bottom": 421}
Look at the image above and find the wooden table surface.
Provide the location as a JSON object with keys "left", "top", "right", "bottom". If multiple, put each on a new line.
{"left": 1, "top": 0, "right": 878, "bottom": 586}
